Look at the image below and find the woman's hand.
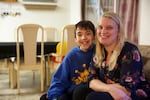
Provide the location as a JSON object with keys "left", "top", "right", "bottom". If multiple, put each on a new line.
{"left": 112, "top": 83, "right": 131, "bottom": 97}
{"left": 89, "top": 79, "right": 110, "bottom": 92}
{"left": 89, "top": 79, "right": 131, "bottom": 100}
{"left": 107, "top": 84, "right": 131, "bottom": 100}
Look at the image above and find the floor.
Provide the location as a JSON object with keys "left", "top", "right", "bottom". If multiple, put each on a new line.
{"left": 0, "top": 69, "right": 48, "bottom": 100}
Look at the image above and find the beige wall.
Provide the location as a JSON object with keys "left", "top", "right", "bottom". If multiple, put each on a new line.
{"left": 139, "top": 0, "right": 150, "bottom": 45}
{"left": 0, "top": 0, "right": 81, "bottom": 42}
{"left": 0, "top": 0, "right": 150, "bottom": 45}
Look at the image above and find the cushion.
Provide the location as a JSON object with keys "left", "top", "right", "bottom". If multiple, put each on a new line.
{"left": 138, "top": 45, "right": 150, "bottom": 82}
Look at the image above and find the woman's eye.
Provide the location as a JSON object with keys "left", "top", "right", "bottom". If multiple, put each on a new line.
{"left": 98, "top": 26, "right": 113, "bottom": 30}
{"left": 99, "top": 26, "right": 103, "bottom": 29}
{"left": 106, "top": 26, "right": 113, "bottom": 30}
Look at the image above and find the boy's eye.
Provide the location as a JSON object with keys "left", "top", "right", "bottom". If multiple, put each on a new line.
{"left": 86, "top": 32, "right": 92, "bottom": 35}
{"left": 76, "top": 33, "right": 82, "bottom": 37}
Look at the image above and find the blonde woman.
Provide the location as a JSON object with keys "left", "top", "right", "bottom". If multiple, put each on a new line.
{"left": 73, "top": 12, "right": 150, "bottom": 100}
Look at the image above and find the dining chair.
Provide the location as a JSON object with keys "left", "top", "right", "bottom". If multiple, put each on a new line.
{"left": 0, "top": 59, "right": 10, "bottom": 85}
{"left": 12, "top": 24, "right": 45, "bottom": 94}
{"left": 46, "top": 24, "right": 76, "bottom": 86}
{"left": 44, "top": 27, "right": 58, "bottom": 42}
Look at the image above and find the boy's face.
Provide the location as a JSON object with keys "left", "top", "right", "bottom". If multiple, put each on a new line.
{"left": 75, "top": 27, "right": 94, "bottom": 52}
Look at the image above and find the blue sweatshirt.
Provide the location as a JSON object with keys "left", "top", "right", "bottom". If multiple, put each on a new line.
{"left": 47, "top": 45, "right": 95, "bottom": 100}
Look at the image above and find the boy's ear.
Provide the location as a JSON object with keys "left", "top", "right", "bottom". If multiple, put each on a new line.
{"left": 74, "top": 38, "right": 77, "bottom": 43}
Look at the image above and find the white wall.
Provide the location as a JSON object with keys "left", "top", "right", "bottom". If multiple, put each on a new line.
{"left": 0, "top": 0, "right": 78, "bottom": 42}
{"left": 139, "top": 0, "right": 150, "bottom": 45}
{"left": 0, "top": 0, "right": 150, "bottom": 45}
{"left": 70, "top": 0, "right": 81, "bottom": 23}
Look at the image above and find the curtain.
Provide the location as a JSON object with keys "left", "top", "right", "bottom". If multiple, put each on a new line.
{"left": 116, "top": 0, "right": 139, "bottom": 44}
{"left": 82, "top": 0, "right": 139, "bottom": 44}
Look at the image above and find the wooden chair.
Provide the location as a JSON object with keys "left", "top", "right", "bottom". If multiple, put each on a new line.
{"left": 0, "top": 59, "right": 11, "bottom": 86}
{"left": 46, "top": 24, "right": 76, "bottom": 86}
{"left": 12, "top": 24, "right": 45, "bottom": 94}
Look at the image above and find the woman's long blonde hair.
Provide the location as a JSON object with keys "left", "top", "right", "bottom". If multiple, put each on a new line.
{"left": 95, "top": 12, "right": 125, "bottom": 71}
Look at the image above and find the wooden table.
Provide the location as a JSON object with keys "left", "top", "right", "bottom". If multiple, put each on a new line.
{"left": 0, "top": 42, "right": 58, "bottom": 59}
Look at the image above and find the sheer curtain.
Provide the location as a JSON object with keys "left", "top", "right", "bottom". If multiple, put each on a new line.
{"left": 116, "top": 0, "right": 139, "bottom": 44}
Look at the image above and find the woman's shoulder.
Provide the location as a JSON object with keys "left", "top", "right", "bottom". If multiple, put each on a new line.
{"left": 120, "top": 41, "right": 141, "bottom": 57}
{"left": 124, "top": 41, "right": 139, "bottom": 50}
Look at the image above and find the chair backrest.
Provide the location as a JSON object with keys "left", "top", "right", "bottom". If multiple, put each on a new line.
{"left": 16, "top": 24, "right": 44, "bottom": 65}
{"left": 59, "top": 24, "right": 76, "bottom": 57}
{"left": 44, "top": 27, "right": 58, "bottom": 42}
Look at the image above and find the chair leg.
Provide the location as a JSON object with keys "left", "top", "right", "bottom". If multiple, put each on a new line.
{"left": 46, "top": 55, "right": 52, "bottom": 87}
{"left": 9, "top": 66, "right": 15, "bottom": 89}
{"left": 13, "top": 70, "right": 17, "bottom": 88}
{"left": 17, "top": 71, "right": 20, "bottom": 94}
{"left": 43, "top": 67, "right": 45, "bottom": 91}
{"left": 9, "top": 62, "right": 13, "bottom": 89}
{"left": 33, "top": 71, "right": 35, "bottom": 80}
{"left": 9, "top": 62, "right": 17, "bottom": 89}
{"left": 46, "top": 67, "right": 50, "bottom": 87}
{"left": 41, "top": 68, "right": 44, "bottom": 92}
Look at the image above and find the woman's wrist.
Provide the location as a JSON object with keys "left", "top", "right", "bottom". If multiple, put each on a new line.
{"left": 106, "top": 84, "right": 112, "bottom": 93}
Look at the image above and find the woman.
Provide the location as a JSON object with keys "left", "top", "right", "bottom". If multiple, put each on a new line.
{"left": 73, "top": 12, "right": 150, "bottom": 100}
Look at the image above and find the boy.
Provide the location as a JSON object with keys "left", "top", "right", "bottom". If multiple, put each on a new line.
{"left": 40, "top": 20, "right": 95, "bottom": 100}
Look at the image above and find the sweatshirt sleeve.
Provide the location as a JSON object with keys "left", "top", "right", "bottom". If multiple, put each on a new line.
{"left": 47, "top": 56, "right": 71, "bottom": 100}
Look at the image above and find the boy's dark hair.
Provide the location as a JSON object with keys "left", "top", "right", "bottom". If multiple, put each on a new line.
{"left": 75, "top": 20, "right": 95, "bottom": 37}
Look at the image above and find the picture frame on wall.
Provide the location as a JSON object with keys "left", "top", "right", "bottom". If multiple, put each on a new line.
{"left": 81, "top": 0, "right": 115, "bottom": 27}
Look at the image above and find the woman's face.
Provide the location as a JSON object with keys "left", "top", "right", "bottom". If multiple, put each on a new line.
{"left": 97, "top": 17, "right": 119, "bottom": 47}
